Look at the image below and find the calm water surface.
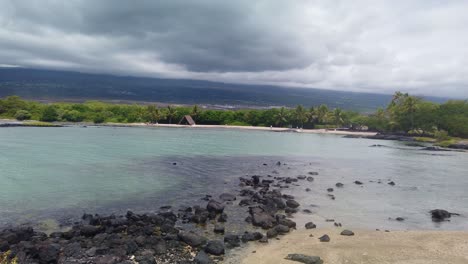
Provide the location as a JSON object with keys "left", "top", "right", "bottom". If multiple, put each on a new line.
{"left": 1, "top": 126, "right": 467, "bottom": 230}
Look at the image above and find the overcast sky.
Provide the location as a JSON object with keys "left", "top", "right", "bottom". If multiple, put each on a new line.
{"left": 1, "top": 0, "right": 467, "bottom": 98}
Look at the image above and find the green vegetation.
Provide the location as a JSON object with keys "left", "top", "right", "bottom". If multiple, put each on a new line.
{"left": 0, "top": 93, "right": 467, "bottom": 139}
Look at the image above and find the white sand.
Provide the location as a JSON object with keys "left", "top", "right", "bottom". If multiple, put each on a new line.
{"left": 103, "top": 122, "right": 378, "bottom": 136}
{"left": 241, "top": 228, "right": 468, "bottom": 264}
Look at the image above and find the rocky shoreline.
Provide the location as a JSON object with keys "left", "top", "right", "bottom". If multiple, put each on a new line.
{"left": 0, "top": 165, "right": 308, "bottom": 264}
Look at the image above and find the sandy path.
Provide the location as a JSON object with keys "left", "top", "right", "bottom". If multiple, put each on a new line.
{"left": 241, "top": 228, "right": 468, "bottom": 264}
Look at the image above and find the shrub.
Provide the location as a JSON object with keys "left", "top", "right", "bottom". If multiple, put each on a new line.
{"left": 434, "top": 130, "right": 449, "bottom": 141}
{"left": 14, "top": 110, "right": 32, "bottom": 121}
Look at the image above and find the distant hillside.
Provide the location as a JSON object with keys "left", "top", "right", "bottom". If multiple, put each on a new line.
{"left": 0, "top": 68, "right": 447, "bottom": 111}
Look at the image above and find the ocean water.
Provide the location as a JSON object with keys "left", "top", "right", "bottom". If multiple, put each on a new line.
{"left": 0, "top": 126, "right": 467, "bottom": 231}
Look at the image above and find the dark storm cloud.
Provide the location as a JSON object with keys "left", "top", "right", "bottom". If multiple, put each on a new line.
{"left": 0, "top": 0, "right": 467, "bottom": 97}
{"left": 3, "top": 0, "right": 314, "bottom": 72}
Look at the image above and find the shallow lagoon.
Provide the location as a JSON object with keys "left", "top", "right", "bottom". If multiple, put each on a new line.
{"left": 1, "top": 126, "right": 467, "bottom": 230}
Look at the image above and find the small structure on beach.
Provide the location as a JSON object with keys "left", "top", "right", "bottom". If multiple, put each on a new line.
{"left": 178, "top": 115, "right": 196, "bottom": 126}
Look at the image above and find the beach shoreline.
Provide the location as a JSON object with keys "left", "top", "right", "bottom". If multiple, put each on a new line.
{"left": 240, "top": 228, "right": 468, "bottom": 264}
{"left": 0, "top": 118, "right": 378, "bottom": 136}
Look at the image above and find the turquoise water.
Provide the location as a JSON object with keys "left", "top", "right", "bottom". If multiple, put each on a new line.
{"left": 1, "top": 126, "right": 467, "bottom": 230}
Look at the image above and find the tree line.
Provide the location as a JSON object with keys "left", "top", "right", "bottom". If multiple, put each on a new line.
{"left": 0, "top": 93, "right": 467, "bottom": 138}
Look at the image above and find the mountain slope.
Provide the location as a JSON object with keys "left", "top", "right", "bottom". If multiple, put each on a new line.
{"left": 0, "top": 68, "right": 447, "bottom": 111}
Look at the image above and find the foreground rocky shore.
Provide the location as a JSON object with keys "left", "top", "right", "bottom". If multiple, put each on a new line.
{"left": 0, "top": 167, "right": 312, "bottom": 264}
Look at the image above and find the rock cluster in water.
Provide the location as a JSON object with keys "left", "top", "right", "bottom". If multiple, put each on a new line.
{"left": 0, "top": 167, "right": 303, "bottom": 264}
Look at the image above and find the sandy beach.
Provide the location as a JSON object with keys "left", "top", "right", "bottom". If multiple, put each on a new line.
{"left": 241, "top": 228, "right": 468, "bottom": 264}
{"left": 98, "top": 122, "right": 379, "bottom": 136}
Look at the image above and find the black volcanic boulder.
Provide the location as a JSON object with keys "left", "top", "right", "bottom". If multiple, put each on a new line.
{"left": 204, "top": 240, "right": 225, "bottom": 256}
{"left": 207, "top": 200, "right": 225, "bottom": 213}
{"left": 430, "top": 209, "right": 459, "bottom": 222}
{"left": 249, "top": 207, "right": 276, "bottom": 229}
{"left": 241, "top": 232, "right": 263, "bottom": 242}
{"left": 305, "top": 222, "right": 316, "bottom": 229}
{"left": 286, "top": 200, "right": 300, "bottom": 209}
{"left": 38, "top": 243, "right": 61, "bottom": 263}
{"left": 178, "top": 231, "right": 207, "bottom": 247}
{"left": 80, "top": 225, "right": 102, "bottom": 237}
{"left": 224, "top": 234, "right": 241, "bottom": 248}
{"left": 194, "top": 251, "right": 214, "bottom": 264}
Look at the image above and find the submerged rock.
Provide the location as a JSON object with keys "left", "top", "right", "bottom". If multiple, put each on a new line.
{"left": 318, "top": 234, "right": 330, "bottom": 242}
{"left": 204, "top": 240, "right": 225, "bottom": 256}
{"left": 178, "top": 231, "right": 207, "bottom": 247}
{"left": 285, "top": 254, "right": 323, "bottom": 264}
{"left": 340, "top": 230, "right": 354, "bottom": 236}
{"left": 219, "top": 193, "right": 236, "bottom": 201}
{"left": 305, "top": 222, "right": 316, "bottom": 229}
{"left": 430, "top": 209, "right": 460, "bottom": 222}
{"left": 206, "top": 200, "right": 225, "bottom": 213}
{"left": 194, "top": 251, "right": 214, "bottom": 264}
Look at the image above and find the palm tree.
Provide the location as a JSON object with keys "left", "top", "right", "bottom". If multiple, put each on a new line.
{"left": 294, "top": 105, "right": 307, "bottom": 128}
{"left": 275, "top": 107, "right": 289, "bottom": 127}
{"left": 333, "top": 108, "right": 345, "bottom": 127}
{"left": 307, "top": 106, "right": 318, "bottom": 125}
{"left": 317, "top": 104, "right": 329, "bottom": 124}
{"left": 146, "top": 105, "right": 161, "bottom": 124}
{"left": 190, "top": 105, "right": 201, "bottom": 121}
{"left": 403, "top": 96, "right": 419, "bottom": 130}
{"left": 166, "top": 105, "right": 178, "bottom": 124}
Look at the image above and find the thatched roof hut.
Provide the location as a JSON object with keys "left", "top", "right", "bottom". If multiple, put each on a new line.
{"left": 178, "top": 115, "right": 196, "bottom": 126}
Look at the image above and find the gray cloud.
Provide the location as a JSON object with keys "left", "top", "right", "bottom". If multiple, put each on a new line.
{"left": 0, "top": 0, "right": 467, "bottom": 97}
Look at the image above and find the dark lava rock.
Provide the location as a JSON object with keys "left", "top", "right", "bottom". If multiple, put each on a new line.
{"left": 308, "top": 172, "right": 319, "bottom": 175}
{"left": 305, "top": 188, "right": 311, "bottom": 192}
{"left": 388, "top": 181, "right": 396, "bottom": 186}
{"left": 178, "top": 231, "right": 207, "bottom": 247}
{"left": 285, "top": 254, "right": 323, "bottom": 264}
{"left": 354, "top": 181, "right": 363, "bottom": 185}
{"left": 204, "top": 240, "right": 225, "bottom": 256}
{"left": 250, "top": 208, "right": 276, "bottom": 229}
{"left": 305, "top": 222, "right": 316, "bottom": 229}
{"left": 302, "top": 209, "right": 312, "bottom": 214}
{"left": 319, "top": 234, "right": 330, "bottom": 242}
{"left": 430, "top": 209, "right": 459, "bottom": 222}
{"left": 286, "top": 200, "right": 300, "bottom": 209}
{"left": 266, "top": 229, "right": 278, "bottom": 238}
{"left": 297, "top": 175, "right": 307, "bottom": 180}
{"left": 276, "top": 216, "right": 297, "bottom": 229}
{"left": 217, "top": 213, "right": 228, "bottom": 222}
{"left": 214, "top": 224, "right": 225, "bottom": 234}
{"left": 80, "top": 225, "right": 102, "bottom": 237}
{"left": 207, "top": 199, "right": 225, "bottom": 213}
{"left": 340, "top": 230, "right": 354, "bottom": 236}
{"left": 274, "top": 225, "right": 290, "bottom": 234}
{"left": 38, "top": 243, "right": 61, "bottom": 263}
{"left": 219, "top": 193, "right": 236, "bottom": 201}
{"left": 396, "top": 217, "right": 405, "bottom": 221}
{"left": 285, "top": 207, "right": 298, "bottom": 214}
{"left": 306, "top": 177, "right": 314, "bottom": 182}
{"left": 194, "top": 251, "right": 215, "bottom": 264}
{"left": 259, "top": 236, "right": 268, "bottom": 243}
{"left": 241, "top": 232, "right": 263, "bottom": 242}
{"left": 224, "top": 234, "right": 240, "bottom": 248}
{"left": 336, "top": 183, "right": 344, "bottom": 188}
{"left": 327, "top": 188, "right": 334, "bottom": 192}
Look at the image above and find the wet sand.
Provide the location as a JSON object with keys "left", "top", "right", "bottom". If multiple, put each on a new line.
{"left": 241, "top": 228, "right": 468, "bottom": 264}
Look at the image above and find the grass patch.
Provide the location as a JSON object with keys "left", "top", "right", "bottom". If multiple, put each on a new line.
{"left": 435, "top": 138, "right": 460, "bottom": 148}
{"left": 413, "top": 137, "right": 436, "bottom": 143}
{"left": 22, "top": 121, "right": 61, "bottom": 127}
